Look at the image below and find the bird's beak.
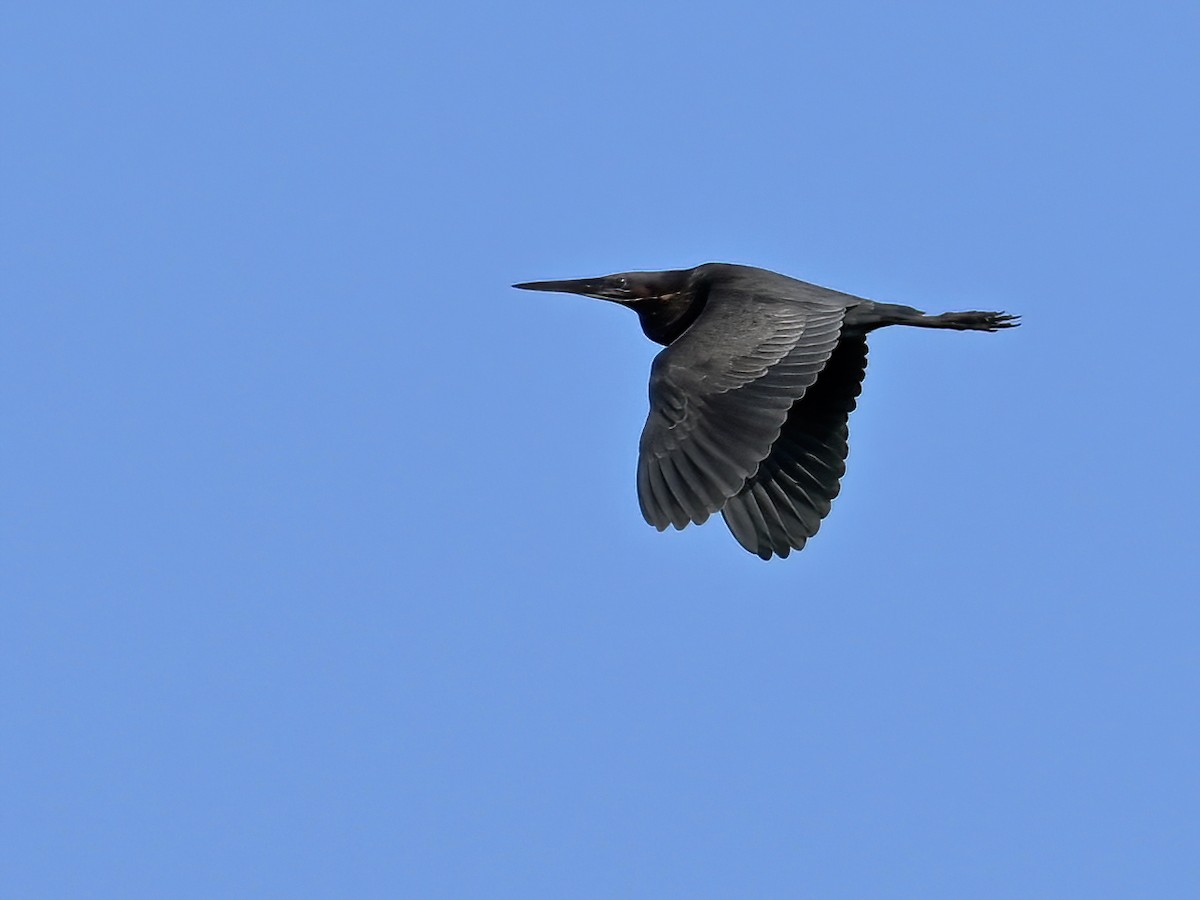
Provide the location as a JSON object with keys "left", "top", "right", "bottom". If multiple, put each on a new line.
{"left": 513, "top": 277, "right": 601, "bottom": 296}
{"left": 512, "top": 277, "right": 630, "bottom": 302}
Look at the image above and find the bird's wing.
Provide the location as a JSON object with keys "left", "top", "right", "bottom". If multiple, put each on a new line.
{"left": 637, "top": 294, "right": 845, "bottom": 531}
{"left": 721, "top": 336, "right": 868, "bottom": 559}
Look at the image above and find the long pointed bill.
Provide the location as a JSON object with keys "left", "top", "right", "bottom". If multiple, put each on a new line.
{"left": 511, "top": 277, "right": 603, "bottom": 296}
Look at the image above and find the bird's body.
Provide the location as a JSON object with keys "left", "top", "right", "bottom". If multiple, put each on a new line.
{"left": 514, "top": 263, "right": 1018, "bottom": 559}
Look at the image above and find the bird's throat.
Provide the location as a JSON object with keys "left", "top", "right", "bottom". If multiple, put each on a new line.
{"left": 630, "top": 290, "right": 706, "bottom": 346}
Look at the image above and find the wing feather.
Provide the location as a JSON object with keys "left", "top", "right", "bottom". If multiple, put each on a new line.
{"left": 720, "top": 337, "right": 869, "bottom": 558}
{"left": 637, "top": 291, "right": 846, "bottom": 531}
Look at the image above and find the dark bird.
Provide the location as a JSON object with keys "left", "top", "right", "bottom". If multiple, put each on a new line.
{"left": 513, "top": 263, "right": 1018, "bottom": 559}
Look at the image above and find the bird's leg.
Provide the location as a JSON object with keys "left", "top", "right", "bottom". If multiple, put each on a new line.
{"left": 844, "top": 301, "right": 1019, "bottom": 334}
{"left": 921, "top": 310, "right": 1021, "bottom": 331}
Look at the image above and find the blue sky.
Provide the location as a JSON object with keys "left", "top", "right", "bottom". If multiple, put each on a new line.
{"left": 5, "top": 1, "right": 1198, "bottom": 896}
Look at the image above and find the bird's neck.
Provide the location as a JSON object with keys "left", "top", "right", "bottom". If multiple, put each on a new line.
{"left": 631, "top": 289, "right": 706, "bottom": 345}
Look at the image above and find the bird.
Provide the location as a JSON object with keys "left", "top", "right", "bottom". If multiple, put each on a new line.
{"left": 513, "top": 263, "right": 1018, "bottom": 559}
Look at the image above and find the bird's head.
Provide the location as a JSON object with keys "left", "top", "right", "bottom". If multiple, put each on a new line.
{"left": 513, "top": 267, "right": 701, "bottom": 345}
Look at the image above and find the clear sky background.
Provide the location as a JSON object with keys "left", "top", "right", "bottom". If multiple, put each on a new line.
{"left": 5, "top": 2, "right": 1199, "bottom": 897}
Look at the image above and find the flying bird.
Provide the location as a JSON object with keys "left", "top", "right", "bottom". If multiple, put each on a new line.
{"left": 514, "top": 263, "right": 1018, "bottom": 559}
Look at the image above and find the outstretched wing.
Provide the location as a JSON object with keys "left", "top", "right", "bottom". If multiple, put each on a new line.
{"left": 637, "top": 294, "right": 845, "bottom": 531}
{"left": 721, "top": 336, "right": 869, "bottom": 559}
